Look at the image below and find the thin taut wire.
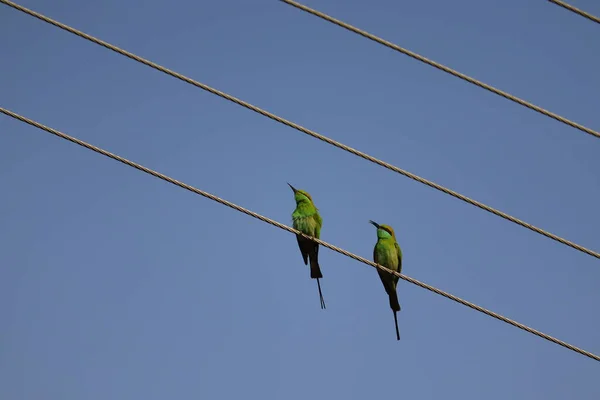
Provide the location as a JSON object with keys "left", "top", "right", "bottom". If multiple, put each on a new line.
{"left": 1, "top": 106, "right": 599, "bottom": 362}
{"left": 2, "top": 0, "right": 599, "bottom": 261}
{"left": 549, "top": 0, "right": 600, "bottom": 25}
{"left": 280, "top": 0, "right": 600, "bottom": 140}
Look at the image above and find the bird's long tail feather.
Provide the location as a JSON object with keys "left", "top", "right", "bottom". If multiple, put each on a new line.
{"left": 308, "top": 247, "right": 325, "bottom": 309}
{"left": 388, "top": 290, "right": 401, "bottom": 312}
{"left": 309, "top": 253, "right": 323, "bottom": 279}
{"left": 393, "top": 311, "right": 400, "bottom": 340}
{"left": 317, "top": 278, "right": 326, "bottom": 309}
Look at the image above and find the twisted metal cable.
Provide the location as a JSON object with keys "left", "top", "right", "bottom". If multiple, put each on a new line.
{"left": 2, "top": 106, "right": 599, "bottom": 362}
{"left": 280, "top": 0, "right": 600, "bottom": 140}
{"left": 2, "top": 0, "right": 599, "bottom": 261}
{"left": 549, "top": 0, "right": 600, "bottom": 25}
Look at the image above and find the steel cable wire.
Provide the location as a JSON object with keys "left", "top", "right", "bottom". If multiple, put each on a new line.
{"left": 2, "top": 0, "right": 599, "bottom": 262}
{"left": 2, "top": 105, "right": 599, "bottom": 362}
{"left": 549, "top": 0, "right": 600, "bottom": 25}
{"left": 281, "top": 0, "right": 600, "bottom": 140}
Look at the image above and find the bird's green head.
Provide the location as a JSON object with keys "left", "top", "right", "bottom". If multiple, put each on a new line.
{"left": 369, "top": 220, "right": 396, "bottom": 239}
{"left": 288, "top": 182, "right": 314, "bottom": 205}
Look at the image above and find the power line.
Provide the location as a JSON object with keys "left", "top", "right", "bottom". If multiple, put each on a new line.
{"left": 2, "top": 106, "right": 598, "bottom": 363}
{"left": 549, "top": 0, "right": 600, "bottom": 25}
{"left": 280, "top": 0, "right": 600, "bottom": 140}
{"left": 2, "top": 0, "right": 599, "bottom": 262}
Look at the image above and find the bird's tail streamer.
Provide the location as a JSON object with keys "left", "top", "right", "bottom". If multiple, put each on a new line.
{"left": 317, "top": 278, "right": 326, "bottom": 310}
{"left": 393, "top": 311, "right": 400, "bottom": 340}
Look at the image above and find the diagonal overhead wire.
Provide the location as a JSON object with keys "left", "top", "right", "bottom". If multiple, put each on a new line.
{"left": 549, "top": 0, "right": 600, "bottom": 25}
{"left": 2, "top": 106, "right": 599, "bottom": 363}
{"left": 280, "top": 0, "right": 600, "bottom": 140}
{"left": 2, "top": 0, "right": 599, "bottom": 261}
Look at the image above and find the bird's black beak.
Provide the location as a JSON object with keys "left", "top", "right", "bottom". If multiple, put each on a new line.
{"left": 287, "top": 182, "right": 298, "bottom": 193}
{"left": 369, "top": 220, "right": 380, "bottom": 229}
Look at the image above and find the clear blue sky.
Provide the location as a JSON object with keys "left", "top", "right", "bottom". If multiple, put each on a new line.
{"left": 2, "top": 0, "right": 599, "bottom": 398}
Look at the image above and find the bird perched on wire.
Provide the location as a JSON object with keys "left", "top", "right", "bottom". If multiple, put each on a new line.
{"left": 288, "top": 183, "right": 326, "bottom": 309}
{"left": 369, "top": 220, "right": 402, "bottom": 340}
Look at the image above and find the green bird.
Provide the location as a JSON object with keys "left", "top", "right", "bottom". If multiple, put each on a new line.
{"left": 369, "top": 220, "right": 402, "bottom": 340}
{"left": 288, "top": 183, "right": 326, "bottom": 309}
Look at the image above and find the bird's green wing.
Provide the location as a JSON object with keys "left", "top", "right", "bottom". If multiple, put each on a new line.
{"left": 314, "top": 210, "right": 322, "bottom": 239}
{"left": 373, "top": 245, "right": 379, "bottom": 265}
{"left": 394, "top": 241, "right": 403, "bottom": 282}
{"left": 374, "top": 245, "right": 396, "bottom": 297}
